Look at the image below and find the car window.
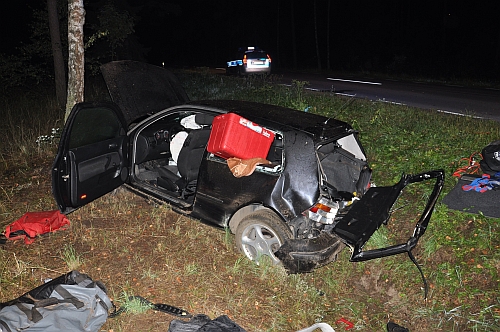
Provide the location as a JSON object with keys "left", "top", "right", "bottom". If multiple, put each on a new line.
{"left": 246, "top": 52, "right": 267, "bottom": 60}
{"left": 68, "top": 107, "right": 123, "bottom": 149}
{"left": 207, "top": 132, "right": 284, "bottom": 175}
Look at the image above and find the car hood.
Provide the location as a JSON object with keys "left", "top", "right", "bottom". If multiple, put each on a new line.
{"left": 100, "top": 61, "right": 189, "bottom": 126}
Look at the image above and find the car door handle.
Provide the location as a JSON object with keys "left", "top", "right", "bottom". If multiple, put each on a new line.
{"left": 109, "top": 143, "right": 118, "bottom": 149}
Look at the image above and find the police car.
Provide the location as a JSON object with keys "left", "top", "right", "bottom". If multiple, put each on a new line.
{"left": 226, "top": 47, "right": 271, "bottom": 75}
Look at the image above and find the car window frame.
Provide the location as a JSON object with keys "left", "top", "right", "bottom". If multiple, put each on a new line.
{"left": 206, "top": 130, "right": 284, "bottom": 175}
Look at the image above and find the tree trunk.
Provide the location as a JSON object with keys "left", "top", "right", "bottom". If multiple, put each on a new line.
{"left": 314, "top": 0, "right": 321, "bottom": 70}
{"left": 290, "top": 0, "right": 297, "bottom": 69}
{"left": 65, "top": 0, "right": 85, "bottom": 122}
{"left": 495, "top": 24, "right": 500, "bottom": 73}
{"left": 276, "top": 0, "right": 280, "bottom": 68}
{"left": 326, "top": 0, "right": 331, "bottom": 71}
{"left": 440, "top": 0, "right": 448, "bottom": 74}
{"left": 47, "top": 0, "right": 66, "bottom": 109}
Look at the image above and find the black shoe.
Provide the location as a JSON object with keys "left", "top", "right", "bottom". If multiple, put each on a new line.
{"left": 387, "top": 321, "right": 409, "bottom": 332}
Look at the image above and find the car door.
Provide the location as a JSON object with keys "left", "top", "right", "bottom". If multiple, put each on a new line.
{"left": 52, "top": 102, "right": 129, "bottom": 214}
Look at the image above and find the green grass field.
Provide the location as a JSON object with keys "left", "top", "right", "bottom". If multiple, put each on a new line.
{"left": 0, "top": 70, "right": 498, "bottom": 331}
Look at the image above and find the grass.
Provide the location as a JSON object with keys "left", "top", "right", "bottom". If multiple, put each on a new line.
{"left": 117, "top": 292, "right": 155, "bottom": 315}
{"left": 62, "top": 243, "right": 83, "bottom": 270}
{"left": 0, "top": 70, "right": 499, "bottom": 331}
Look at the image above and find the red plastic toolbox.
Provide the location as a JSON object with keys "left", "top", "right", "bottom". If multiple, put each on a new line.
{"left": 207, "top": 113, "right": 275, "bottom": 160}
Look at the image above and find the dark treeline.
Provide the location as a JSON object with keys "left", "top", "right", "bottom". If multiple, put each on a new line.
{"left": 2, "top": 0, "right": 499, "bottom": 87}
{"left": 153, "top": 0, "right": 499, "bottom": 79}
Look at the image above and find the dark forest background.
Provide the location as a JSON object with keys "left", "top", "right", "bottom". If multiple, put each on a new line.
{"left": 2, "top": 0, "right": 499, "bottom": 89}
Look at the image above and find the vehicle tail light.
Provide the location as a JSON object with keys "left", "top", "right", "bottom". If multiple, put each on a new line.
{"left": 243, "top": 54, "right": 247, "bottom": 65}
{"left": 307, "top": 197, "right": 339, "bottom": 225}
{"left": 267, "top": 54, "right": 272, "bottom": 63}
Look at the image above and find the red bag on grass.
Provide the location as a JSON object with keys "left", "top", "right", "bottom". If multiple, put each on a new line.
{"left": 3, "top": 210, "right": 70, "bottom": 244}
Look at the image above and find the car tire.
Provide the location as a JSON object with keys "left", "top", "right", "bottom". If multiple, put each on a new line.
{"left": 235, "top": 210, "right": 292, "bottom": 265}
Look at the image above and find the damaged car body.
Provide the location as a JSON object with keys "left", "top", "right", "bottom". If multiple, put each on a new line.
{"left": 52, "top": 61, "right": 445, "bottom": 273}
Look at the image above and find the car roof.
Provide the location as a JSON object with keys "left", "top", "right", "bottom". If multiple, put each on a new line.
{"left": 100, "top": 61, "right": 190, "bottom": 126}
{"left": 188, "top": 100, "right": 352, "bottom": 142}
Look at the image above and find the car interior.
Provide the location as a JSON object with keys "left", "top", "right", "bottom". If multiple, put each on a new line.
{"left": 133, "top": 112, "right": 213, "bottom": 200}
{"left": 318, "top": 142, "right": 368, "bottom": 192}
{"left": 133, "top": 111, "right": 284, "bottom": 203}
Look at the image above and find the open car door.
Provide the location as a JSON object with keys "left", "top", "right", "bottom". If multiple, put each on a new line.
{"left": 52, "top": 102, "right": 129, "bottom": 214}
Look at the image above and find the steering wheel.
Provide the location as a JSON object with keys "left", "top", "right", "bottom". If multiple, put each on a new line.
{"left": 168, "top": 124, "right": 187, "bottom": 143}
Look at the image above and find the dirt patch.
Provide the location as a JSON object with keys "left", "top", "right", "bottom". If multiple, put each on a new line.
{"left": 359, "top": 266, "right": 400, "bottom": 306}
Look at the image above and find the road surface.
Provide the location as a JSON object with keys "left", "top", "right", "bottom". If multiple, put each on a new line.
{"left": 275, "top": 71, "right": 500, "bottom": 122}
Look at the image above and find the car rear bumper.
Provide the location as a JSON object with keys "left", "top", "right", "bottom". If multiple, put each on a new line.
{"left": 275, "top": 232, "right": 346, "bottom": 273}
{"left": 242, "top": 67, "right": 271, "bottom": 74}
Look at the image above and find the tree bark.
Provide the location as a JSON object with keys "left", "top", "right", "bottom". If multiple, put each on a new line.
{"left": 326, "top": 0, "right": 331, "bottom": 71}
{"left": 290, "top": 0, "right": 297, "bottom": 69}
{"left": 47, "top": 0, "right": 66, "bottom": 109}
{"left": 314, "top": 0, "right": 321, "bottom": 70}
{"left": 495, "top": 23, "right": 500, "bottom": 73}
{"left": 275, "top": 0, "right": 280, "bottom": 68}
{"left": 65, "top": 0, "right": 85, "bottom": 122}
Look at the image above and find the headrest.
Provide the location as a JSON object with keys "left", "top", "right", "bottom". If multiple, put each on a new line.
{"left": 195, "top": 114, "right": 215, "bottom": 126}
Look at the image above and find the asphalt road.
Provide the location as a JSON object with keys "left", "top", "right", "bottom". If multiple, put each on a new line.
{"left": 275, "top": 71, "right": 500, "bottom": 122}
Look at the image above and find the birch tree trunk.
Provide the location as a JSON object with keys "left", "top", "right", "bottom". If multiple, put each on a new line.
{"left": 47, "top": 0, "right": 66, "bottom": 109}
{"left": 65, "top": 0, "right": 85, "bottom": 122}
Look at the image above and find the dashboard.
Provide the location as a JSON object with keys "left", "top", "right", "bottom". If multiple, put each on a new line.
{"left": 135, "top": 121, "right": 176, "bottom": 164}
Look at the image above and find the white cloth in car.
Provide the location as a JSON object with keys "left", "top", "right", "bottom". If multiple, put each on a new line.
{"left": 170, "top": 115, "right": 204, "bottom": 164}
{"left": 170, "top": 131, "right": 189, "bottom": 164}
{"left": 181, "top": 115, "right": 202, "bottom": 129}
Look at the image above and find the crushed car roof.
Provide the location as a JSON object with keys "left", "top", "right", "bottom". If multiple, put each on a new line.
{"left": 100, "top": 61, "right": 190, "bottom": 126}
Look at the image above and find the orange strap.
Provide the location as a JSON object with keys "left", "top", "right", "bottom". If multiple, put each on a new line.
{"left": 452, "top": 152, "right": 482, "bottom": 178}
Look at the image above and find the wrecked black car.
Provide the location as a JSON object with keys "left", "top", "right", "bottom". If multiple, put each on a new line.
{"left": 52, "top": 61, "right": 444, "bottom": 273}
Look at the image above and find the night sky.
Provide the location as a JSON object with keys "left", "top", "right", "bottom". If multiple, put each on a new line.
{"left": 2, "top": 1, "right": 499, "bottom": 79}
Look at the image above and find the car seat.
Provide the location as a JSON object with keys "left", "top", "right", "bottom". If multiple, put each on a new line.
{"left": 157, "top": 114, "right": 214, "bottom": 197}
{"left": 177, "top": 128, "right": 211, "bottom": 185}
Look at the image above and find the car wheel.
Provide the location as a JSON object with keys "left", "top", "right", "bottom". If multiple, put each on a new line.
{"left": 235, "top": 210, "right": 292, "bottom": 265}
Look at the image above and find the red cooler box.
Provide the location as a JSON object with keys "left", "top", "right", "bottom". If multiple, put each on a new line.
{"left": 207, "top": 113, "right": 275, "bottom": 160}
